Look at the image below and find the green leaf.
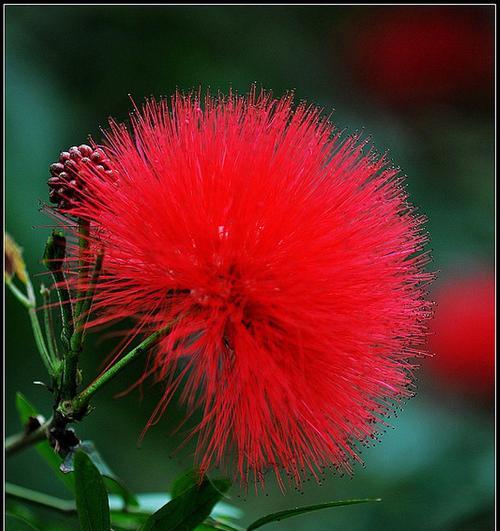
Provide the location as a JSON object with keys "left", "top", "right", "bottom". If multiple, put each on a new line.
{"left": 74, "top": 450, "right": 111, "bottom": 531}
{"left": 140, "top": 476, "right": 231, "bottom": 531}
{"left": 112, "top": 492, "right": 241, "bottom": 520}
{"left": 15, "top": 392, "right": 75, "bottom": 494}
{"left": 5, "top": 513, "right": 41, "bottom": 531}
{"left": 61, "top": 440, "right": 138, "bottom": 508}
{"left": 5, "top": 482, "right": 75, "bottom": 514}
{"left": 15, "top": 392, "right": 38, "bottom": 424}
{"left": 171, "top": 468, "right": 204, "bottom": 498}
{"left": 15, "top": 394, "right": 136, "bottom": 508}
{"left": 246, "top": 498, "right": 382, "bottom": 531}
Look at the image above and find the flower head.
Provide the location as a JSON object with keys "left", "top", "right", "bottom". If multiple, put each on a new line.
{"left": 48, "top": 144, "right": 115, "bottom": 211}
{"left": 58, "top": 89, "right": 431, "bottom": 488}
{"left": 5, "top": 233, "right": 28, "bottom": 284}
{"left": 428, "top": 272, "right": 494, "bottom": 401}
{"left": 345, "top": 7, "right": 493, "bottom": 109}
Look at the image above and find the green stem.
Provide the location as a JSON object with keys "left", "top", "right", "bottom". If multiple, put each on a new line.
{"left": 43, "top": 230, "right": 74, "bottom": 351}
{"left": 26, "top": 279, "right": 57, "bottom": 376}
{"left": 72, "top": 324, "right": 172, "bottom": 413}
{"left": 5, "top": 279, "right": 31, "bottom": 308}
{"left": 5, "top": 482, "right": 76, "bottom": 514}
{"left": 6, "top": 261, "right": 57, "bottom": 376}
{"left": 41, "top": 285, "right": 59, "bottom": 361}
{"left": 49, "top": 268, "right": 74, "bottom": 350}
{"left": 60, "top": 220, "right": 90, "bottom": 401}
{"left": 71, "top": 249, "right": 104, "bottom": 353}
{"left": 74, "top": 219, "right": 90, "bottom": 319}
{"left": 6, "top": 482, "right": 151, "bottom": 517}
{"left": 28, "top": 307, "right": 55, "bottom": 376}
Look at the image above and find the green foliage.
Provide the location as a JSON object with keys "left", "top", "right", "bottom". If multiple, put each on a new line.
{"left": 5, "top": 6, "right": 495, "bottom": 531}
{"left": 16, "top": 392, "right": 75, "bottom": 494}
{"left": 6, "top": 514, "right": 42, "bottom": 531}
{"left": 246, "top": 498, "right": 382, "bottom": 530}
{"left": 140, "top": 472, "right": 231, "bottom": 531}
{"left": 61, "top": 441, "right": 139, "bottom": 508}
{"left": 16, "top": 392, "right": 137, "bottom": 508}
{"left": 171, "top": 468, "right": 206, "bottom": 498}
{"left": 10, "top": 392, "right": 383, "bottom": 530}
{"left": 74, "top": 450, "right": 111, "bottom": 531}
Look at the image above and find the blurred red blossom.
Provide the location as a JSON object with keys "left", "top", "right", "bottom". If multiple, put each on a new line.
{"left": 53, "top": 88, "right": 432, "bottom": 488}
{"left": 346, "top": 7, "right": 494, "bottom": 109}
{"left": 428, "top": 273, "right": 495, "bottom": 401}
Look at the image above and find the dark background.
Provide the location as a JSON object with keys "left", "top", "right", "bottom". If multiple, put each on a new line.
{"left": 6, "top": 5, "right": 495, "bottom": 531}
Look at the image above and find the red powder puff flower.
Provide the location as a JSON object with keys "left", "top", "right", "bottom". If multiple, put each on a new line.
{"left": 428, "top": 272, "right": 494, "bottom": 402}
{"left": 56, "top": 89, "right": 431, "bottom": 488}
{"left": 345, "top": 7, "right": 494, "bottom": 109}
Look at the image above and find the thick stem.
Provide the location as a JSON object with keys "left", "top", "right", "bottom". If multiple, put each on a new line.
{"left": 60, "top": 220, "right": 90, "bottom": 400}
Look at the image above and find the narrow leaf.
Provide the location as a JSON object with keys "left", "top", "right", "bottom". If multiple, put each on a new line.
{"left": 115, "top": 492, "right": 242, "bottom": 520}
{"left": 15, "top": 392, "right": 38, "bottom": 425}
{"left": 141, "top": 476, "right": 231, "bottom": 531}
{"left": 171, "top": 468, "right": 203, "bottom": 498}
{"left": 6, "top": 482, "right": 75, "bottom": 514}
{"left": 246, "top": 498, "right": 382, "bottom": 531}
{"left": 5, "top": 513, "right": 41, "bottom": 531}
{"left": 74, "top": 450, "right": 111, "bottom": 531}
{"left": 61, "top": 440, "right": 138, "bottom": 507}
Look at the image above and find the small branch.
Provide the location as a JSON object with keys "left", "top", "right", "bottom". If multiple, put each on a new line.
{"left": 74, "top": 219, "right": 90, "bottom": 319}
{"left": 6, "top": 482, "right": 152, "bottom": 518}
{"left": 25, "top": 278, "right": 58, "bottom": 376}
{"left": 5, "top": 417, "right": 53, "bottom": 458}
{"left": 43, "top": 230, "right": 74, "bottom": 350}
{"left": 71, "top": 248, "right": 104, "bottom": 354}
{"left": 6, "top": 256, "right": 57, "bottom": 376}
{"left": 5, "top": 482, "right": 76, "bottom": 514}
{"left": 71, "top": 323, "right": 172, "bottom": 414}
{"left": 59, "top": 220, "right": 90, "bottom": 401}
{"left": 41, "top": 284, "right": 59, "bottom": 361}
{"left": 50, "top": 267, "right": 74, "bottom": 350}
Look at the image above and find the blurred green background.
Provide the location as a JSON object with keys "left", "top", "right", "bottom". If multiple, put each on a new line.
{"left": 6, "top": 5, "right": 495, "bottom": 531}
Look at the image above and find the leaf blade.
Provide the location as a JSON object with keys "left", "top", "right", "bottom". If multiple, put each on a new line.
{"left": 5, "top": 513, "right": 42, "bottom": 531}
{"left": 141, "top": 476, "right": 231, "bottom": 531}
{"left": 171, "top": 468, "right": 203, "bottom": 498}
{"left": 74, "top": 450, "right": 111, "bottom": 531}
{"left": 61, "top": 440, "right": 138, "bottom": 508}
{"left": 246, "top": 498, "right": 382, "bottom": 531}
